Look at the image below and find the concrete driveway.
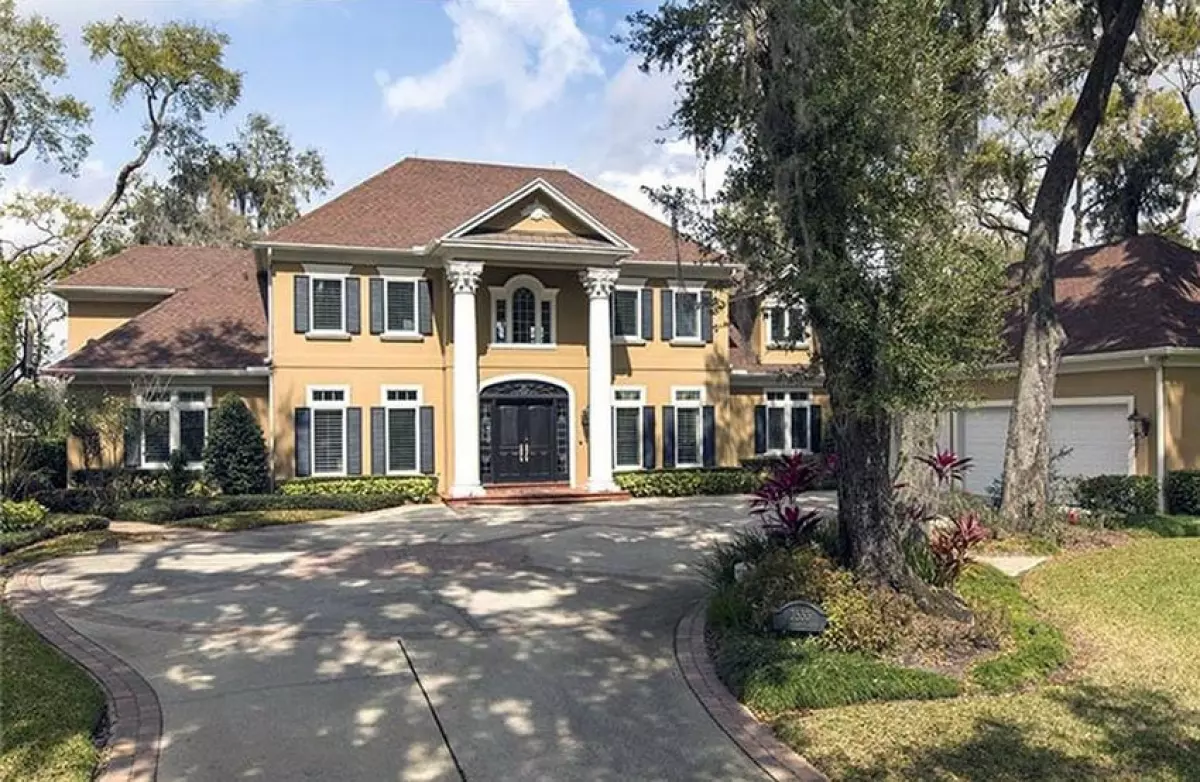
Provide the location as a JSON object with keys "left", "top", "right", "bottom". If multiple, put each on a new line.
{"left": 17, "top": 494, "right": 834, "bottom": 781}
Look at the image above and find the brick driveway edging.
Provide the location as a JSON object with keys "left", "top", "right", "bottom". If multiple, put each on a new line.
{"left": 674, "top": 601, "right": 827, "bottom": 782}
{"left": 5, "top": 566, "right": 162, "bottom": 782}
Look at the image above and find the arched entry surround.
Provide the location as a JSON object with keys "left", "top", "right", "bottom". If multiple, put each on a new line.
{"left": 479, "top": 375, "right": 574, "bottom": 486}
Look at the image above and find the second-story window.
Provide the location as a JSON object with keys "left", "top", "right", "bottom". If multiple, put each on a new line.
{"left": 491, "top": 275, "right": 557, "bottom": 346}
{"left": 674, "top": 291, "right": 701, "bottom": 340}
{"left": 386, "top": 279, "right": 418, "bottom": 334}
{"left": 613, "top": 289, "right": 641, "bottom": 339}
{"left": 311, "top": 276, "right": 345, "bottom": 333}
{"left": 766, "top": 304, "right": 807, "bottom": 347}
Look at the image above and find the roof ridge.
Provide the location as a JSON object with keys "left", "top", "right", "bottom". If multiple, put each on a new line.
{"left": 405, "top": 155, "right": 568, "bottom": 172}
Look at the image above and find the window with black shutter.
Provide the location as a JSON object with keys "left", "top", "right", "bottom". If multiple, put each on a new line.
{"left": 612, "top": 388, "right": 644, "bottom": 469}
{"left": 383, "top": 387, "right": 421, "bottom": 473}
{"left": 311, "top": 277, "right": 345, "bottom": 332}
{"left": 385, "top": 280, "right": 418, "bottom": 334}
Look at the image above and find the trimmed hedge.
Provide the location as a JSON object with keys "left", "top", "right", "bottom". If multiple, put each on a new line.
{"left": 0, "top": 514, "right": 110, "bottom": 555}
{"left": 0, "top": 499, "right": 48, "bottom": 532}
{"left": 615, "top": 468, "right": 760, "bottom": 497}
{"left": 278, "top": 475, "right": 438, "bottom": 502}
{"left": 35, "top": 488, "right": 103, "bottom": 515}
{"left": 114, "top": 493, "right": 421, "bottom": 523}
{"left": 1166, "top": 471, "right": 1200, "bottom": 516}
{"left": 1075, "top": 474, "right": 1158, "bottom": 516}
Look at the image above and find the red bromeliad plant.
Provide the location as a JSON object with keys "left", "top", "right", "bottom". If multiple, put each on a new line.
{"left": 929, "top": 512, "right": 990, "bottom": 586}
{"left": 918, "top": 449, "right": 974, "bottom": 487}
{"left": 751, "top": 453, "right": 826, "bottom": 548}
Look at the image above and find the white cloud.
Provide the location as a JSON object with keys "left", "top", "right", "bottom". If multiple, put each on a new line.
{"left": 379, "top": 0, "right": 601, "bottom": 118}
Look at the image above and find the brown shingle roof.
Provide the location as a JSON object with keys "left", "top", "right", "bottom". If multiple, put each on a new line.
{"left": 52, "top": 248, "right": 267, "bottom": 372}
{"left": 268, "top": 157, "right": 706, "bottom": 263}
{"left": 56, "top": 245, "right": 251, "bottom": 290}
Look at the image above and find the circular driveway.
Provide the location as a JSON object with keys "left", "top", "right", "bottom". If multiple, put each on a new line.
{"left": 14, "top": 496, "right": 834, "bottom": 781}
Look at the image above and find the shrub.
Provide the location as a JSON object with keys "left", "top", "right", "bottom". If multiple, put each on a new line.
{"left": 114, "top": 493, "right": 420, "bottom": 523}
{"left": 0, "top": 499, "right": 48, "bottom": 532}
{"left": 0, "top": 513, "right": 109, "bottom": 554}
{"left": 917, "top": 448, "right": 973, "bottom": 487}
{"left": 927, "top": 513, "right": 990, "bottom": 587}
{"left": 751, "top": 453, "right": 828, "bottom": 548}
{"left": 741, "top": 453, "right": 837, "bottom": 489}
{"left": 165, "top": 450, "right": 193, "bottom": 499}
{"left": 1165, "top": 471, "right": 1200, "bottom": 516}
{"left": 696, "top": 528, "right": 774, "bottom": 588}
{"left": 35, "top": 488, "right": 99, "bottom": 514}
{"left": 278, "top": 475, "right": 438, "bottom": 502}
{"left": 614, "top": 468, "right": 760, "bottom": 497}
{"left": 1075, "top": 475, "right": 1158, "bottom": 516}
{"left": 204, "top": 395, "right": 270, "bottom": 495}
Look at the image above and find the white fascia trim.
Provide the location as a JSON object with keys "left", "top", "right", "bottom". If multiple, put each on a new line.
{"left": 988, "top": 346, "right": 1200, "bottom": 372}
{"left": 669, "top": 280, "right": 707, "bottom": 292}
{"left": 255, "top": 240, "right": 429, "bottom": 255}
{"left": 377, "top": 266, "right": 426, "bottom": 279}
{"left": 442, "top": 177, "right": 635, "bottom": 251}
{"left": 438, "top": 238, "right": 632, "bottom": 258}
{"left": 965, "top": 395, "right": 1135, "bottom": 409}
{"left": 58, "top": 367, "right": 268, "bottom": 377}
{"left": 50, "top": 285, "right": 176, "bottom": 302}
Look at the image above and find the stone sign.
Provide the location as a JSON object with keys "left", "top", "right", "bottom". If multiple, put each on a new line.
{"left": 771, "top": 600, "right": 828, "bottom": 636}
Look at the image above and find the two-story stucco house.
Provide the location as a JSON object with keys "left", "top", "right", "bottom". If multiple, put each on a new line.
{"left": 50, "top": 158, "right": 822, "bottom": 498}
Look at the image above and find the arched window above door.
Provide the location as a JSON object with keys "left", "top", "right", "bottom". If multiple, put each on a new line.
{"left": 489, "top": 274, "right": 558, "bottom": 346}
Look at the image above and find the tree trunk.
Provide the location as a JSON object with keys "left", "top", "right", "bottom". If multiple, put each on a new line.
{"left": 1071, "top": 176, "right": 1085, "bottom": 248}
{"left": 1001, "top": 0, "right": 1143, "bottom": 526}
{"left": 893, "top": 410, "right": 939, "bottom": 501}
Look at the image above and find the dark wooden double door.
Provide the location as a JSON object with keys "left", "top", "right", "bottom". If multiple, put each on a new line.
{"left": 491, "top": 400, "right": 556, "bottom": 483}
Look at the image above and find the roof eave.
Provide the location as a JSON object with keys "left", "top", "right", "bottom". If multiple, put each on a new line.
{"left": 51, "top": 285, "right": 176, "bottom": 303}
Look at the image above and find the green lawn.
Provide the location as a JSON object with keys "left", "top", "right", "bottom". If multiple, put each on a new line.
{"left": 167, "top": 507, "right": 343, "bottom": 532}
{"left": 774, "top": 539, "right": 1200, "bottom": 780}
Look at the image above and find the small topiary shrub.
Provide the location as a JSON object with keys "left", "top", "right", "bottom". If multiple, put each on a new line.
{"left": 277, "top": 475, "right": 438, "bottom": 502}
{"left": 165, "top": 450, "right": 193, "bottom": 499}
{"left": 0, "top": 499, "right": 48, "bottom": 532}
{"left": 614, "top": 468, "right": 760, "bottom": 497}
{"left": 204, "top": 395, "right": 270, "bottom": 495}
{"left": 1165, "top": 471, "right": 1200, "bottom": 516}
{"left": 1075, "top": 474, "right": 1158, "bottom": 516}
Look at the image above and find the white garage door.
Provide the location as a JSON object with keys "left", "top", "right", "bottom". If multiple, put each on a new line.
{"left": 956, "top": 401, "right": 1133, "bottom": 496}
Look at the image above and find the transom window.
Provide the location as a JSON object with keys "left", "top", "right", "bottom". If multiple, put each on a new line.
{"left": 382, "top": 386, "right": 421, "bottom": 474}
{"left": 137, "top": 387, "right": 211, "bottom": 468}
{"left": 612, "top": 288, "right": 642, "bottom": 339}
{"left": 766, "top": 390, "right": 812, "bottom": 452}
{"left": 491, "top": 275, "right": 558, "bottom": 346}
{"left": 673, "top": 387, "right": 704, "bottom": 467}
{"left": 311, "top": 275, "right": 346, "bottom": 333}
{"left": 766, "top": 304, "right": 808, "bottom": 347}
{"left": 613, "top": 387, "right": 645, "bottom": 470}
{"left": 385, "top": 279, "right": 418, "bottom": 334}
{"left": 309, "top": 386, "right": 348, "bottom": 475}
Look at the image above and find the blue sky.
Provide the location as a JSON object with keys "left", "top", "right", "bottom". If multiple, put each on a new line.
{"left": 11, "top": 0, "right": 724, "bottom": 219}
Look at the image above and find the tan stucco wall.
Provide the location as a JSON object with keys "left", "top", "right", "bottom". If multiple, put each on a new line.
{"left": 65, "top": 300, "right": 156, "bottom": 354}
{"left": 1165, "top": 366, "right": 1200, "bottom": 471}
{"left": 752, "top": 307, "right": 816, "bottom": 367}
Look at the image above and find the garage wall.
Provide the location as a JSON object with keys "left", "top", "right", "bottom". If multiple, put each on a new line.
{"left": 1165, "top": 366, "right": 1200, "bottom": 471}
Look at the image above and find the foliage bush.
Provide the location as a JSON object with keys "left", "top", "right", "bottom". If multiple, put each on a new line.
{"left": 165, "top": 450, "right": 193, "bottom": 499}
{"left": 1075, "top": 474, "right": 1158, "bottom": 516}
{"left": 277, "top": 475, "right": 438, "bottom": 501}
{"left": 751, "top": 453, "right": 829, "bottom": 549}
{"left": 0, "top": 499, "right": 48, "bottom": 532}
{"left": 614, "top": 467, "right": 760, "bottom": 497}
{"left": 741, "top": 453, "right": 837, "bottom": 489}
{"left": 0, "top": 513, "right": 110, "bottom": 554}
{"left": 34, "top": 488, "right": 99, "bottom": 515}
{"left": 1165, "top": 471, "right": 1200, "bottom": 516}
{"left": 114, "top": 493, "right": 419, "bottom": 523}
{"left": 203, "top": 395, "right": 270, "bottom": 495}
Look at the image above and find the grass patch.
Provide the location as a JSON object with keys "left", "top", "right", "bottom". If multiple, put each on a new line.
{"left": 714, "top": 632, "right": 960, "bottom": 714}
{"left": 0, "top": 606, "right": 105, "bottom": 782}
{"left": 167, "top": 508, "right": 342, "bottom": 532}
{"left": 1124, "top": 514, "right": 1200, "bottom": 538}
{"left": 960, "top": 565, "right": 1069, "bottom": 694}
{"left": 0, "top": 531, "right": 120, "bottom": 570}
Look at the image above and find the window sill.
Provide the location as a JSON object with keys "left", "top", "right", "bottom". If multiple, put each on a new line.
{"left": 766, "top": 343, "right": 811, "bottom": 351}
{"left": 140, "top": 462, "right": 204, "bottom": 471}
{"left": 489, "top": 342, "right": 557, "bottom": 350}
{"left": 670, "top": 338, "right": 706, "bottom": 347}
{"left": 612, "top": 336, "right": 646, "bottom": 346}
{"left": 380, "top": 333, "right": 425, "bottom": 342}
{"left": 614, "top": 464, "right": 644, "bottom": 473}
{"left": 306, "top": 331, "right": 351, "bottom": 341}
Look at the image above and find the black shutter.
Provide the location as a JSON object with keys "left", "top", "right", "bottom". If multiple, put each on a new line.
{"left": 294, "top": 407, "right": 312, "bottom": 477}
{"left": 370, "top": 407, "right": 386, "bottom": 474}
{"left": 123, "top": 408, "right": 141, "bottom": 467}
{"left": 701, "top": 290, "right": 714, "bottom": 343}
{"left": 660, "top": 289, "right": 674, "bottom": 341}
{"left": 793, "top": 405, "right": 811, "bottom": 451}
{"left": 369, "top": 278, "right": 384, "bottom": 335}
{"left": 419, "top": 406, "right": 435, "bottom": 474}
{"left": 640, "top": 289, "right": 653, "bottom": 340}
{"left": 702, "top": 405, "right": 716, "bottom": 467}
{"left": 662, "top": 405, "right": 676, "bottom": 468}
{"left": 346, "top": 407, "right": 362, "bottom": 475}
{"left": 642, "top": 406, "right": 656, "bottom": 469}
{"left": 294, "top": 276, "right": 310, "bottom": 333}
{"left": 418, "top": 279, "right": 433, "bottom": 336}
{"left": 754, "top": 405, "right": 767, "bottom": 455}
{"left": 809, "top": 405, "right": 823, "bottom": 453}
{"left": 346, "top": 277, "right": 362, "bottom": 334}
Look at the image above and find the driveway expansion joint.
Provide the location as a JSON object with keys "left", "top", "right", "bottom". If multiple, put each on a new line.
{"left": 674, "top": 601, "right": 828, "bottom": 782}
{"left": 6, "top": 566, "right": 163, "bottom": 782}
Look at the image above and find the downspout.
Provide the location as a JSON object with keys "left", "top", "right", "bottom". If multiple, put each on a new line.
{"left": 266, "top": 247, "right": 276, "bottom": 488}
{"left": 1155, "top": 358, "right": 1165, "bottom": 513}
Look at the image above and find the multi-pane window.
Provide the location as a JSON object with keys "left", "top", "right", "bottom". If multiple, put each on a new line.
{"left": 383, "top": 387, "right": 420, "bottom": 474}
{"left": 674, "top": 291, "right": 701, "bottom": 339}
{"left": 765, "top": 390, "right": 811, "bottom": 452}
{"left": 492, "top": 275, "right": 556, "bottom": 345}
{"left": 512, "top": 287, "right": 537, "bottom": 343}
{"left": 674, "top": 388, "right": 703, "bottom": 467}
{"left": 309, "top": 387, "right": 347, "bottom": 475}
{"left": 386, "top": 280, "right": 418, "bottom": 334}
{"left": 612, "top": 289, "right": 641, "bottom": 339}
{"left": 138, "top": 388, "right": 210, "bottom": 467}
{"left": 311, "top": 276, "right": 345, "bottom": 332}
{"left": 613, "top": 388, "right": 644, "bottom": 469}
{"left": 766, "top": 305, "right": 807, "bottom": 346}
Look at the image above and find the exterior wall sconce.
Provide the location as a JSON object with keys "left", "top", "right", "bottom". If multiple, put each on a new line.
{"left": 581, "top": 406, "right": 589, "bottom": 436}
{"left": 1128, "top": 410, "right": 1151, "bottom": 441}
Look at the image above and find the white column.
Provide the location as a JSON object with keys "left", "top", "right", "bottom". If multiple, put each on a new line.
{"left": 581, "top": 267, "right": 620, "bottom": 493}
{"left": 448, "top": 260, "right": 485, "bottom": 498}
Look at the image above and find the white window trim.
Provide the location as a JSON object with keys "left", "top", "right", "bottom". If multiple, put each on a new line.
{"left": 308, "top": 272, "right": 348, "bottom": 337}
{"left": 307, "top": 385, "right": 350, "bottom": 477}
{"left": 763, "top": 300, "right": 810, "bottom": 349}
{"left": 764, "top": 389, "right": 813, "bottom": 453}
{"left": 612, "top": 280, "right": 646, "bottom": 345}
{"left": 612, "top": 386, "right": 646, "bottom": 471}
{"left": 381, "top": 277, "right": 421, "bottom": 337}
{"left": 489, "top": 274, "right": 560, "bottom": 348}
{"left": 670, "top": 282, "right": 705, "bottom": 345}
{"left": 671, "top": 386, "right": 705, "bottom": 468}
{"left": 381, "top": 385, "right": 423, "bottom": 476}
{"left": 136, "top": 387, "right": 212, "bottom": 469}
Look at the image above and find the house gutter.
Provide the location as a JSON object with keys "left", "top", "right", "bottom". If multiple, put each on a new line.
{"left": 266, "top": 246, "right": 277, "bottom": 488}
{"left": 54, "top": 367, "right": 269, "bottom": 377}
{"left": 988, "top": 345, "right": 1200, "bottom": 372}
